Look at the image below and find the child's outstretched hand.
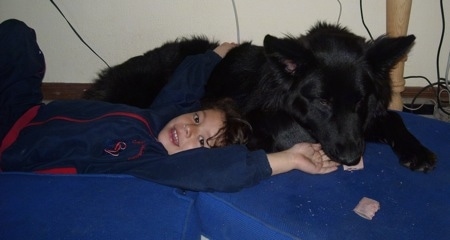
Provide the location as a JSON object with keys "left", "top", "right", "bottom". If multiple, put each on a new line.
{"left": 213, "top": 42, "right": 238, "bottom": 58}
{"left": 289, "top": 143, "right": 339, "bottom": 174}
{"left": 268, "top": 143, "right": 340, "bottom": 176}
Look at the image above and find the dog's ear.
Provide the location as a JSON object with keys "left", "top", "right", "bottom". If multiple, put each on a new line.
{"left": 263, "top": 35, "right": 314, "bottom": 76}
{"left": 366, "top": 35, "right": 416, "bottom": 77}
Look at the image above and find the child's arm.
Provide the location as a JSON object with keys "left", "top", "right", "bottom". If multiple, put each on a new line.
{"left": 117, "top": 143, "right": 337, "bottom": 192}
{"left": 150, "top": 43, "right": 237, "bottom": 109}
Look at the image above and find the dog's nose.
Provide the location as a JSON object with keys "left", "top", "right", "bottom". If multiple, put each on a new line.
{"left": 333, "top": 141, "right": 364, "bottom": 166}
{"left": 344, "top": 156, "right": 363, "bottom": 166}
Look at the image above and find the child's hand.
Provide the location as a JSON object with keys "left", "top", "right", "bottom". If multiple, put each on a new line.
{"left": 288, "top": 143, "right": 339, "bottom": 174}
{"left": 213, "top": 42, "right": 238, "bottom": 58}
{"left": 268, "top": 143, "right": 339, "bottom": 176}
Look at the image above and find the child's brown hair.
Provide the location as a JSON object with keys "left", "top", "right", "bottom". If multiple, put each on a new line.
{"left": 200, "top": 98, "right": 252, "bottom": 148}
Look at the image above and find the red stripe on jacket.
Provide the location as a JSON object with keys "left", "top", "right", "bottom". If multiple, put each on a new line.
{"left": 0, "top": 105, "right": 41, "bottom": 154}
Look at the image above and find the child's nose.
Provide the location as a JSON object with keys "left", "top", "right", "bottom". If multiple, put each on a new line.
{"left": 184, "top": 124, "right": 197, "bottom": 138}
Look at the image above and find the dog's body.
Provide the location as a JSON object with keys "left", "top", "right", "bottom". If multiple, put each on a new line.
{"left": 84, "top": 22, "right": 436, "bottom": 171}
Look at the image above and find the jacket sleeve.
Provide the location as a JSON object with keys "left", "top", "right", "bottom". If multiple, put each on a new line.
{"left": 116, "top": 145, "right": 273, "bottom": 192}
{"left": 150, "top": 50, "right": 222, "bottom": 109}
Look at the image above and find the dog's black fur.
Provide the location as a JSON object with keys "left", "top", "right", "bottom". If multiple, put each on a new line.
{"left": 84, "top": 22, "right": 436, "bottom": 171}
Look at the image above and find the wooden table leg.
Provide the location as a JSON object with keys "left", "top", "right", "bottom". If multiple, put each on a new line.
{"left": 386, "top": 0, "right": 412, "bottom": 110}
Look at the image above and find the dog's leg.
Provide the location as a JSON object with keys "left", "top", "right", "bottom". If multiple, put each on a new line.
{"left": 366, "top": 111, "right": 436, "bottom": 172}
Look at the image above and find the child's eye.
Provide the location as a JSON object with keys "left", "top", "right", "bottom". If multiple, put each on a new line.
{"left": 199, "top": 136, "right": 205, "bottom": 147}
{"left": 193, "top": 112, "right": 200, "bottom": 124}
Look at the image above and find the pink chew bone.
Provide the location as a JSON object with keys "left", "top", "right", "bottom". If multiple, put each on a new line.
{"left": 343, "top": 157, "right": 364, "bottom": 171}
{"left": 353, "top": 197, "right": 380, "bottom": 220}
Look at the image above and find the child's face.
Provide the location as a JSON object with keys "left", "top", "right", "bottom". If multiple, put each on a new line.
{"left": 158, "top": 109, "right": 225, "bottom": 155}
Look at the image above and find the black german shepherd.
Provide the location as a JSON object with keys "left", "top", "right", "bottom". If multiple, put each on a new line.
{"left": 84, "top": 22, "right": 436, "bottom": 171}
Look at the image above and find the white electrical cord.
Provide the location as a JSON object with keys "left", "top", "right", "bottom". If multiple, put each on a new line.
{"left": 403, "top": 99, "right": 437, "bottom": 111}
{"left": 336, "top": 0, "right": 342, "bottom": 24}
{"left": 231, "top": 0, "right": 241, "bottom": 44}
{"left": 445, "top": 50, "right": 450, "bottom": 103}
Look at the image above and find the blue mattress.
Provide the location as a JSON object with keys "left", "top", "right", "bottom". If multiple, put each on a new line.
{"left": 1, "top": 112, "right": 449, "bottom": 240}
{"left": 197, "top": 112, "right": 450, "bottom": 240}
{"left": 0, "top": 173, "right": 200, "bottom": 240}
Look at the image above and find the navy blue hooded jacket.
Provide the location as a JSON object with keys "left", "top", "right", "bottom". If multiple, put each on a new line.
{"left": 0, "top": 19, "right": 271, "bottom": 192}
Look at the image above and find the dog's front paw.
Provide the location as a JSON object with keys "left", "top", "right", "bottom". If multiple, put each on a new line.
{"left": 398, "top": 146, "right": 437, "bottom": 172}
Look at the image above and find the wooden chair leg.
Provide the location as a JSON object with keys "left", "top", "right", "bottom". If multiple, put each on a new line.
{"left": 386, "top": 0, "right": 412, "bottom": 110}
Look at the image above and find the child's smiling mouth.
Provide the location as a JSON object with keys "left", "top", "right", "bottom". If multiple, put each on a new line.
{"left": 170, "top": 127, "right": 180, "bottom": 146}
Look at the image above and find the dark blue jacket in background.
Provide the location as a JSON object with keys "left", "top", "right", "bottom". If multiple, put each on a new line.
{"left": 0, "top": 19, "right": 271, "bottom": 192}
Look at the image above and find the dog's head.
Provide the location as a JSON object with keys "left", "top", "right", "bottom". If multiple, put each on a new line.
{"left": 262, "top": 22, "right": 415, "bottom": 165}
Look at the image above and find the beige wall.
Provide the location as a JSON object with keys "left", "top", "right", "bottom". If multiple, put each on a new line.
{"left": 1, "top": 0, "right": 449, "bottom": 87}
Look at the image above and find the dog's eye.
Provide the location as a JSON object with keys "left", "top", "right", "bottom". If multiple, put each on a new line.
{"left": 354, "top": 98, "right": 366, "bottom": 111}
{"left": 319, "top": 98, "right": 331, "bottom": 106}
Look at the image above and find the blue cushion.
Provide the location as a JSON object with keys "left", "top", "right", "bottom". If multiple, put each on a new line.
{"left": 0, "top": 173, "right": 200, "bottom": 240}
{"left": 197, "top": 112, "right": 450, "bottom": 240}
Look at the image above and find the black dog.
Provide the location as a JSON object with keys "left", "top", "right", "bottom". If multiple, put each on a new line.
{"left": 84, "top": 22, "right": 436, "bottom": 171}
